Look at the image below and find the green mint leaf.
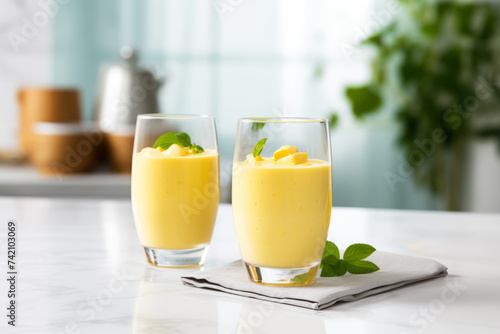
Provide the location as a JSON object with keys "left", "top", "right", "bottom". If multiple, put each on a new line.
{"left": 192, "top": 143, "right": 204, "bottom": 153}
{"left": 251, "top": 123, "right": 265, "bottom": 132}
{"left": 321, "top": 260, "right": 347, "bottom": 277}
{"left": 343, "top": 243, "right": 376, "bottom": 262}
{"left": 332, "top": 260, "right": 348, "bottom": 276}
{"left": 320, "top": 265, "right": 336, "bottom": 277}
{"left": 153, "top": 132, "right": 204, "bottom": 153}
{"left": 175, "top": 132, "right": 192, "bottom": 147}
{"left": 153, "top": 132, "right": 179, "bottom": 150}
{"left": 321, "top": 254, "right": 339, "bottom": 266}
{"left": 346, "top": 260, "right": 380, "bottom": 274}
{"left": 252, "top": 138, "right": 267, "bottom": 158}
{"left": 320, "top": 241, "right": 339, "bottom": 269}
{"left": 323, "top": 241, "right": 340, "bottom": 260}
{"left": 320, "top": 240, "right": 379, "bottom": 277}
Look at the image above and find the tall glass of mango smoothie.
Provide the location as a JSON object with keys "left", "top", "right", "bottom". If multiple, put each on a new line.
{"left": 132, "top": 114, "right": 219, "bottom": 267}
{"left": 232, "top": 117, "right": 332, "bottom": 286}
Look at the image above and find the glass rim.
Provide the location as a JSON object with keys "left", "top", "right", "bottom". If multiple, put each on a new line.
{"left": 137, "top": 113, "right": 215, "bottom": 120}
{"left": 238, "top": 117, "right": 328, "bottom": 124}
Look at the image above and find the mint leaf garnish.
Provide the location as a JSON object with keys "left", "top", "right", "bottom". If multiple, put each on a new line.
{"left": 320, "top": 241, "right": 379, "bottom": 277}
{"left": 153, "top": 132, "right": 204, "bottom": 153}
{"left": 153, "top": 132, "right": 178, "bottom": 150}
{"left": 175, "top": 132, "right": 192, "bottom": 147}
{"left": 319, "top": 240, "right": 340, "bottom": 268}
{"left": 321, "top": 260, "right": 347, "bottom": 277}
{"left": 192, "top": 143, "right": 204, "bottom": 153}
{"left": 332, "top": 260, "right": 348, "bottom": 276}
{"left": 343, "top": 244, "right": 376, "bottom": 262}
{"left": 346, "top": 261, "right": 380, "bottom": 274}
{"left": 251, "top": 123, "right": 265, "bottom": 132}
{"left": 252, "top": 138, "right": 267, "bottom": 158}
{"left": 320, "top": 264, "right": 336, "bottom": 277}
{"left": 321, "top": 254, "right": 339, "bottom": 266}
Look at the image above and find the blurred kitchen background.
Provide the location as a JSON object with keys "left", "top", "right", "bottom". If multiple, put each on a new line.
{"left": 1, "top": 0, "right": 499, "bottom": 212}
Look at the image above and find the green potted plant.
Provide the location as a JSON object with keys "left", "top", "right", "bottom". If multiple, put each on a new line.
{"left": 341, "top": 0, "right": 500, "bottom": 210}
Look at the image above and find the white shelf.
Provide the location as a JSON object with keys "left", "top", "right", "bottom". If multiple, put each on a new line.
{"left": 0, "top": 164, "right": 131, "bottom": 198}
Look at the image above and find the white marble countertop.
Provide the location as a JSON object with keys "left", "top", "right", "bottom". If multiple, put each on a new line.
{"left": 0, "top": 197, "right": 499, "bottom": 333}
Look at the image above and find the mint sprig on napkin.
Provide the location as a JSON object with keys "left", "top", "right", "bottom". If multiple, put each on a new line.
{"left": 321, "top": 241, "right": 380, "bottom": 277}
{"left": 153, "top": 132, "right": 204, "bottom": 153}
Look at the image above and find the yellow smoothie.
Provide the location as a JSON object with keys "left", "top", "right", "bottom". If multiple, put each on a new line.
{"left": 232, "top": 154, "right": 332, "bottom": 268}
{"left": 131, "top": 146, "right": 219, "bottom": 250}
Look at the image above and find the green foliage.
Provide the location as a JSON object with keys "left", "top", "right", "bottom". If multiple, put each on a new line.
{"left": 345, "top": 86, "right": 382, "bottom": 118}
{"left": 312, "top": 62, "right": 325, "bottom": 80}
{"left": 328, "top": 112, "right": 339, "bottom": 129}
{"left": 344, "top": 1, "right": 500, "bottom": 208}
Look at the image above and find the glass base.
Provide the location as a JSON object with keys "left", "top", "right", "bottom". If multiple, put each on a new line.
{"left": 243, "top": 261, "right": 319, "bottom": 286}
{"left": 143, "top": 245, "right": 209, "bottom": 267}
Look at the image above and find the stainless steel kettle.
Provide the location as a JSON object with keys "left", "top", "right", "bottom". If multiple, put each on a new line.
{"left": 93, "top": 46, "right": 164, "bottom": 133}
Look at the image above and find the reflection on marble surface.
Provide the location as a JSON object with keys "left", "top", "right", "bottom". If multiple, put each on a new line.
{"left": 0, "top": 197, "right": 499, "bottom": 333}
{"left": 132, "top": 266, "right": 329, "bottom": 334}
{"left": 133, "top": 267, "right": 219, "bottom": 334}
{"left": 235, "top": 303, "right": 326, "bottom": 334}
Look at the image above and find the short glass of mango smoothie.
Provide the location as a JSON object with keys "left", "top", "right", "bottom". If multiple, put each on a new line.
{"left": 232, "top": 117, "right": 332, "bottom": 286}
{"left": 131, "top": 114, "right": 220, "bottom": 267}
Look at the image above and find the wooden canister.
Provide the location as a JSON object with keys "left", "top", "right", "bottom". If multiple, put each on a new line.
{"left": 104, "top": 124, "right": 136, "bottom": 174}
{"left": 31, "top": 122, "right": 101, "bottom": 176}
{"left": 18, "top": 88, "right": 81, "bottom": 158}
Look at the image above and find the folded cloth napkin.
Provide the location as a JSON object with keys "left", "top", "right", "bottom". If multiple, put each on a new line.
{"left": 181, "top": 252, "right": 448, "bottom": 310}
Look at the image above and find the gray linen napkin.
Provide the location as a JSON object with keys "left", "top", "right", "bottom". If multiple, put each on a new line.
{"left": 181, "top": 252, "right": 448, "bottom": 310}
